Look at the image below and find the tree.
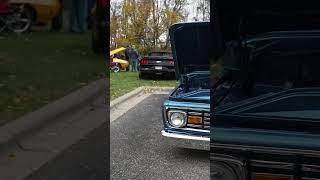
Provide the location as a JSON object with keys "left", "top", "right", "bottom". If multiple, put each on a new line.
{"left": 110, "top": 0, "right": 188, "bottom": 54}
{"left": 194, "top": 0, "right": 210, "bottom": 21}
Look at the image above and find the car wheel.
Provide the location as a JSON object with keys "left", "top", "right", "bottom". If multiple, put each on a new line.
{"left": 9, "top": 4, "right": 33, "bottom": 33}
{"left": 111, "top": 63, "right": 120, "bottom": 73}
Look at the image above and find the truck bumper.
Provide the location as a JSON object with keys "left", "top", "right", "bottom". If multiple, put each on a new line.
{"left": 161, "top": 130, "right": 210, "bottom": 151}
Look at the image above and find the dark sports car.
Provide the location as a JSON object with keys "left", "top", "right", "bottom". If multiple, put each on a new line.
{"left": 139, "top": 50, "right": 175, "bottom": 79}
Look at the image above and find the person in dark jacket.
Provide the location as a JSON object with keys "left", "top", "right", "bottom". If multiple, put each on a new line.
{"left": 125, "top": 45, "right": 140, "bottom": 72}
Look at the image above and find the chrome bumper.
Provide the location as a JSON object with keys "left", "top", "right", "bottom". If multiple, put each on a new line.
{"left": 161, "top": 130, "right": 210, "bottom": 150}
{"left": 161, "top": 130, "right": 210, "bottom": 141}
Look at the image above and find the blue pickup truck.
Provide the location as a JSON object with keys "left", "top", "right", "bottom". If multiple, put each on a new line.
{"left": 210, "top": 0, "right": 320, "bottom": 179}
{"left": 161, "top": 22, "right": 210, "bottom": 150}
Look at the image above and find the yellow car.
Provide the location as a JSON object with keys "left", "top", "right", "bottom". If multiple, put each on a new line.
{"left": 110, "top": 47, "right": 129, "bottom": 71}
{"left": 10, "top": 0, "right": 60, "bottom": 26}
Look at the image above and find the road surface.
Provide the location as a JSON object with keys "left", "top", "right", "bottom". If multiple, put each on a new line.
{"left": 26, "top": 94, "right": 209, "bottom": 180}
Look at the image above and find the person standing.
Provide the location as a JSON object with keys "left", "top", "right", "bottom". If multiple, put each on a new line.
{"left": 125, "top": 45, "right": 139, "bottom": 72}
{"left": 70, "top": 0, "right": 88, "bottom": 32}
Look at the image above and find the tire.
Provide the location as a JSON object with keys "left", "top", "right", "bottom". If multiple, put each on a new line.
{"left": 9, "top": 5, "right": 32, "bottom": 33}
{"left": 111, "top": 63, "right": 121, "bottom": 73}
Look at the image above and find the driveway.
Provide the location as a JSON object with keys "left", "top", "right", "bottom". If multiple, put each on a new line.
{"left": 111, "top": 94, "right": 209, "bottom": 179}
{"left": 25, "top": 94, "right": 209, "bottom": 180}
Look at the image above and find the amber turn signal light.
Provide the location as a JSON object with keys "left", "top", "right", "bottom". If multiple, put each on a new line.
{"left": 187, "top": 116, "right": 202, "bottom": 124}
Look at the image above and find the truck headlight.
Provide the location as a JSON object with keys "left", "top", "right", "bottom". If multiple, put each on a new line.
{"left": 168, "top": 110, "right": 187, "bottom": 128}
{"left": 211, "top": 162, "right": 238, "bottom": 180}
{"left": 211, "top": 154, "right": 246, "bottom": 180}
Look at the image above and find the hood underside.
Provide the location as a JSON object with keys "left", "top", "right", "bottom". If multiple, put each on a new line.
{"left": 213, "top": 0, "right": 320, "bottom": 42}
{"left": 169, "top": 22, "right": 209, "bottom": 79}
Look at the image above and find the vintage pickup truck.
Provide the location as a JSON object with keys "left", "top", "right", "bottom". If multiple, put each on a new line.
{"left": 210, "top": 0, "right": 320, "bottom": 179}
{"left": 161, "top": 22, "right": 210, "bottom": 150}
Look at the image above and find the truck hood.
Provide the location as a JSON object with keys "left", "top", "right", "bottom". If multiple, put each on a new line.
{"left": 169, "top": 22, "right": 210, "bottom": 79}
{"left": 213, "top": 0, "right": 320, "bottom": 42}
{"left": 214, "top": 88, "right": 320, "bottom": 134}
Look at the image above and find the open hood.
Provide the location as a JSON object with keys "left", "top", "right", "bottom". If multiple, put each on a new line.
{"left": 213, "top": 0, "right": 320, "bottom": 42}
{"left": 169, "top": 22, "right": 209, "bottom": 79}
{"left": 110, "top": 47, "right": 126, "bottom": 56}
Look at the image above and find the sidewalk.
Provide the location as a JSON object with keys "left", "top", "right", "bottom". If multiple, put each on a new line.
{"left": 0, "top": 79, "right": 107, "bottom": 146}
{"left": 0, "top": 94, "right": 107, "bottom": 180}
{"left": 0, "top": 82, "right": 174, "bottom": 180}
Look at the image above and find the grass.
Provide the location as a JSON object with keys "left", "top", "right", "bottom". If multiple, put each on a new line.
{"left": 110, "top": 72, "right": 178, "bottom": 100}
{"left": 0, "top": 31, "right": 105, "bottom": 125}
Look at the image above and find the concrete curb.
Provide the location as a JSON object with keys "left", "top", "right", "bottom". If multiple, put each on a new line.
{"left": 110, "top": 86, "right": 175, "bottom": 109}
{"left": 0, "top": 78, "right": 107, "bottom": 146}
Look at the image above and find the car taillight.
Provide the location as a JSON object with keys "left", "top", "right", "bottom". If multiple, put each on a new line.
{"left": 169, "top": 59, "right": 174, "bottom": 65}
{"left": 100, "top": 0, "right": 108, "bottom": 7}
{"left": 140, "top": 58, "right": 149, "bottom": 65}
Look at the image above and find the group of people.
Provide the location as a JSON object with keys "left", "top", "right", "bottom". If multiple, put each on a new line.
{"left": 51, "top": 0, "right": 95, "bottom": 33}
{"left": 124, "top": 45, "right": 140, "bottom": 72}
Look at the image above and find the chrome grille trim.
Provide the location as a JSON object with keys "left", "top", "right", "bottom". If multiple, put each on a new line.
{"left": 188, "top": 112, "right": 202, "bottom": 116}
{"left": 187, "top": 124, "right": 203, "bottom": 128}
{"left": 250, "top": 160, "right": 294, "bottom": 170}
{"left": 186, "top": 110, "right": 210, "bottom": 130}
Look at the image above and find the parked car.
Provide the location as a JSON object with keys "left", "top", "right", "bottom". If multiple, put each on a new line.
{"left": 92, "top": 0, "right": 108, "bottom": 54}
{"left": 161, "top": 22, "right": 210, "bottom": 150}
{"left": 139, "top": 50, "right": 175, "bottom": 79}
{"left": 10, "top": 0, "right": 61, "bottom": 27}
{"left": 0, "top": 0, "right": 33, "bottom": 33}
{"left": 211, "top": 1, "right": 320, "bottom": 179}
{"left": 110, "top": 47, "right": 129, "bottom": 72}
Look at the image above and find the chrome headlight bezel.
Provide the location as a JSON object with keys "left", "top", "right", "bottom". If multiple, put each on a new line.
{"left": 167, "top": 110, "right": 187, "bottom": 128}
{"left": 211, "top": 153, "right": 247, "bottom": 180}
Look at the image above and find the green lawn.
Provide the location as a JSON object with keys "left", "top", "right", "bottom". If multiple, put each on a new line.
{"left": 110, "top": 72, "right": 178, "bottom": 100}
{"left": 0, "top": 32, "right": 105, "bottom": 125}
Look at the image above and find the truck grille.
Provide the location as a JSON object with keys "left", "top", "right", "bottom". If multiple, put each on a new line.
{"left": 186, "top": 110, "right": 210, "bottom": 130}
{"left": 249, "top": 155, "right": 320, "bottom": 179}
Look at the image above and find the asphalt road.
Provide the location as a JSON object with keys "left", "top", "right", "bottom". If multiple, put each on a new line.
{"left": 111, "top": 94, "right": 209, "bottom": 179}
{"left": 24, "top": 122, "right": 109, "bottom": 180}
{"left": 25, "top": 94, "right": 209, "bottom": 180}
